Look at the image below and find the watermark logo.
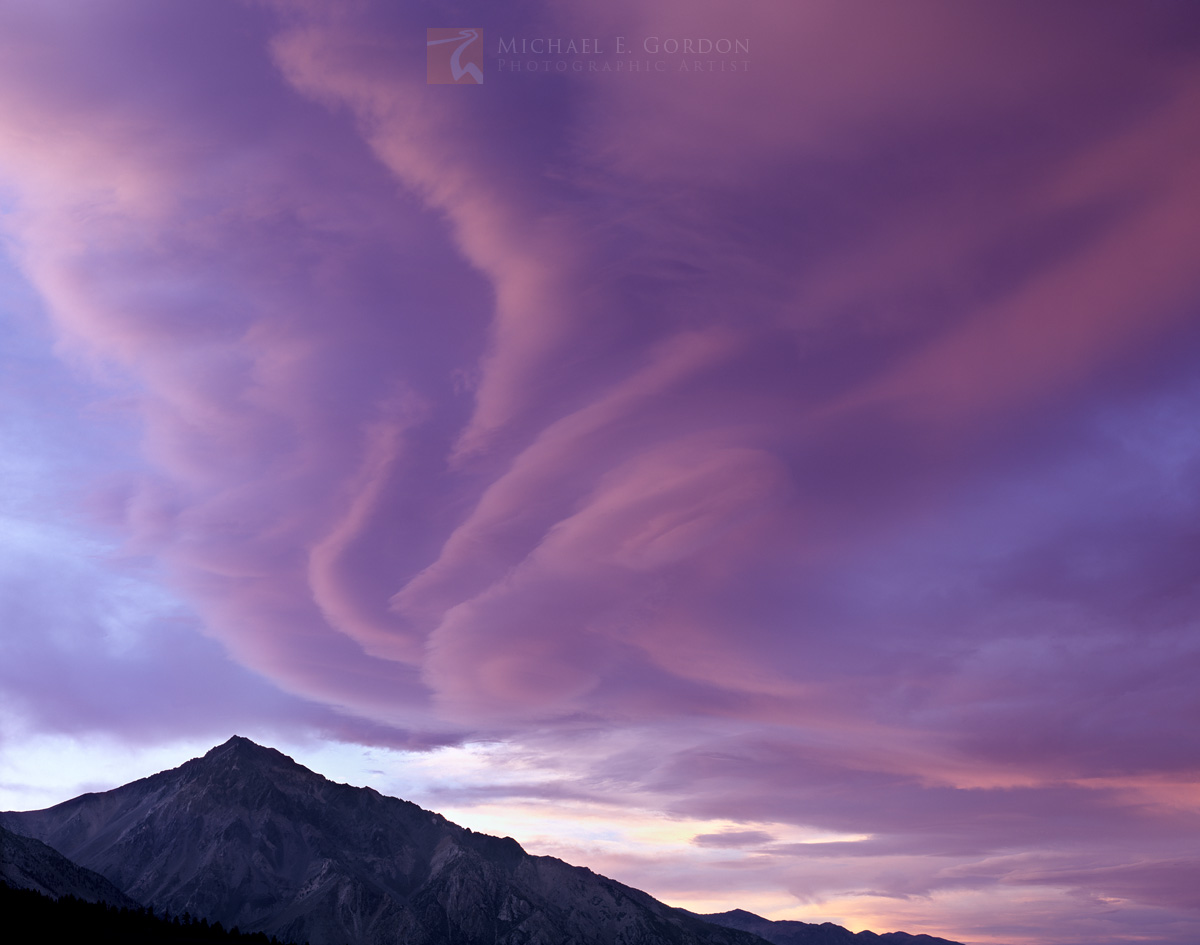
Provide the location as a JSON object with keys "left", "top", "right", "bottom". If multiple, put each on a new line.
{"left": 427, "top": 28, "right": 484, "bottom": 84}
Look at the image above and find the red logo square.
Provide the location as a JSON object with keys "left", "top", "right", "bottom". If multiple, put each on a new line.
{"left": 427, "top": 29, "right": 484, "bottom": 84}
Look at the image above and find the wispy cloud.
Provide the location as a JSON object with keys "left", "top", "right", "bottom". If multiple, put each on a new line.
{"left": 1, "top": 2, "right": 1198, "bottom": 941}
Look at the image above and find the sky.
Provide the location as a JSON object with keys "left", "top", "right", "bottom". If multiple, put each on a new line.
{"left": 1, "top": 2, "right": 1199, "bottom": 943}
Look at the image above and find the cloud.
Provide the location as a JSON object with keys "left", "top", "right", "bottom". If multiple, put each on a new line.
{"left": 693, "top": 830, "right": 777, "bottom": 849}
{"left": 1, "top": 1, "right": 1199, "bottom": 941}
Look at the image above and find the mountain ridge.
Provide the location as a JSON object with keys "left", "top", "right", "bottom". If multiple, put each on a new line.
{"left": 697, "top": 908, "right": 967, "bottom": 945}
{"left": 1, "top": 736, "right": 964, "bottom": 945}
{"left": 0, "top": 821, "right": 141, "bottom": 908}
{"left": 1, "top": 736, "right": 760, "bottom": 945}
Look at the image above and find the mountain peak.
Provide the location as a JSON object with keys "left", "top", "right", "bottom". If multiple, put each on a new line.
{"left": 210, "top": 734, "right": 270, "bottom": 752}
{"left": 1, "top": 741, "right": 769, "bottom": 945}
{"left": 202, "top": 735, "right": 298, "bottom": 766}
{"left": 1, "top": 743, "right": 964, "bottom": 945}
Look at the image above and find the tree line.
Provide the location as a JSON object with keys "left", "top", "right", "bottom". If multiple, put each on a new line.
{"left": 1, "top": 880, "right": 308, "bottom": 945}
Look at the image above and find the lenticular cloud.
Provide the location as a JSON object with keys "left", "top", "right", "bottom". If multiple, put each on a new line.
{"left": 2, "top": 1, "right": 1200, "bottom": 942}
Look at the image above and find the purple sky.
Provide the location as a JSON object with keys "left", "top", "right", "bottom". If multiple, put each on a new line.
{"left": 2, "top": 2, "right": 1199, "bottom": 943}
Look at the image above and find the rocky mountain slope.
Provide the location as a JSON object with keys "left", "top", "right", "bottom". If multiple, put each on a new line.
{"left": 699, "top": 909, "right": 964, "bottom": 945}
{"left": 0, "top": 737, "right": 765, "bottom": 945}
{"left": 0, "top": 822, "right": 139, "bottom": 908}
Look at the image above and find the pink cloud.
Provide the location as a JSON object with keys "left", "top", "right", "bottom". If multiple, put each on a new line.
{"left": 2, "top": 1, "right": 1199, "bottom": 941}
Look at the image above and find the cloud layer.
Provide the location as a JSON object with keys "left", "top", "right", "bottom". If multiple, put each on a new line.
{"left": 1, "top": 2, "right": 1199, "bottom": 942}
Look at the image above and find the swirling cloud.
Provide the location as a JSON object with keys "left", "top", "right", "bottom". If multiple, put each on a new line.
{"left": 2, "top": 2, "right": 1199, "bottom": 942}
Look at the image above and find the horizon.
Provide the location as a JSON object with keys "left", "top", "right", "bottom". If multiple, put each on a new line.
{"left": 0, "top": 732, "right": 929, "bottom": 934}
{"left": 2, "top": 3, "right": 1199, "bottom": 944}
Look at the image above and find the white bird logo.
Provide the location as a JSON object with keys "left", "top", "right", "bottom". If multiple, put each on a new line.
{"left": 427, "top": 29, "right": 483, "bottom": 84}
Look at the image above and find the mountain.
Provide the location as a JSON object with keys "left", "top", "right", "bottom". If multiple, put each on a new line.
{"left": 1, "top": 738, "right": 966, "bottom": 945}
{"left": 0, "top": 736, "right": 765, "bottom": 945}
{"left": 0, "top": 880, "right": 294, "bottom": 945}
{"left": 699, "top": 909, "right": 965, "bottom": 945}
{"left": 0, "top": 821, "right": 140, "bottom": 908}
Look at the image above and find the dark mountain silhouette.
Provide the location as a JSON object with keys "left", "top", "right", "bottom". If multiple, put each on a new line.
{"left": 0, "top": 737, "right": 965, "bottom": 945}
{"left": 698, "top": 909, "right": 965, "bottom": 945}
{"left": 0, "top": 821, "right": 139, "bottom": 908}
{"left": 0, "top": 736, "right": 763, "bottom": 945}
{"left": 0, "top": 880, "right": 297, "bottom": 945}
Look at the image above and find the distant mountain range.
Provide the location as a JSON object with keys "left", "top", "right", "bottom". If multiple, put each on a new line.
{"left": 697, "top": 908, "right": 965, "bottom": 945}
{"left": 0, "top": 736, "right": 966, "bottom": 945}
